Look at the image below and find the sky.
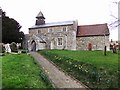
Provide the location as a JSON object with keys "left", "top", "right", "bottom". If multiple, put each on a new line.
{"left": 0, "top": 0, "right": 119, "bottom": 41}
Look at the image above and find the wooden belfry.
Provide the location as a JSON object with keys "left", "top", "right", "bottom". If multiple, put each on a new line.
{"left": 35, "top": 11, "right": 45, "bottom": 25}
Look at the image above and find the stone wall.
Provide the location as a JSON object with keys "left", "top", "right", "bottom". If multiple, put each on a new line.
{"left": 46, "top": 24, "right": 77, "bottom": 50}
{"left": 76, "top": 36, "right": 110, "bottom": 50}
{"left": 28, "top": 21, "right": 77, "bottom": 51}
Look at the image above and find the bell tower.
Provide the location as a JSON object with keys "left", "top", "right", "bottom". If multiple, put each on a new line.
{"left": 35, "top": 11, "right": 45, "bottom": 25}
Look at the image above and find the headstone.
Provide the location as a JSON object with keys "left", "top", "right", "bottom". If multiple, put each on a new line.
{"left": 10, "top": 42, "right": 18, "bottom": 52}
{"left": 115, "top": 41, "right": 119, "bottom": 51}
{"left": 119, "top": 43, "right": 120, "bottom": 51}
{"left": 4, "top": 43, "right": 11, "bottom": 53}
{"left": 112, "top": 43, "right": 117, "bottom": 53}
{"left": 110, "top": 39, "right": 113, "bottom": 50}
{"left": 17, "top": 43, "right": 21, "bottom": 53}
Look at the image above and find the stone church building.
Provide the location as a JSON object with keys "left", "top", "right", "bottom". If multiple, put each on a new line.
{"left": 24, "top": 11, "right": 110, "bottom": 51}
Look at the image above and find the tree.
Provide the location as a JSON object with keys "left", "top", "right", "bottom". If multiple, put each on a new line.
{"left": 2, "top": 10, "right": 24, "bottom": 44}
{"left": 109, "top": 1, "right": 120, "bottom": 28}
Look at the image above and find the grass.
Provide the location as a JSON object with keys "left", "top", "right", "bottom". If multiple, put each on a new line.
{"left": 1, "top": 53, "right": 54, "bottom": 89}
{"left": 44, "top": 50, "right": 118, "bottom": 70}
{"left": 39, "top": 49, "right": 119, "bottom": 89}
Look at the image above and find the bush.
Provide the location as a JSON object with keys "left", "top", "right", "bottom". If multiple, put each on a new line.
{"left": 10, "top": 42, "right": 18, "bottom": 52}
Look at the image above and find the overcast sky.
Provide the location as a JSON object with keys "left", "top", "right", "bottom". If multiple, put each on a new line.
{"left": 0, "top": 0, "right": 119, "bottom": 40}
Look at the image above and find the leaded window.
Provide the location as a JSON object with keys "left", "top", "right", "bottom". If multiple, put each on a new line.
{"left": 58, "top": 38, "right": 62, "bottom": 45}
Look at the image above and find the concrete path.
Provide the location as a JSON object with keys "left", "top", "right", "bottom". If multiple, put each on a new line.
{"left": 30, "top": 52, "right": 87, "bottom": 89}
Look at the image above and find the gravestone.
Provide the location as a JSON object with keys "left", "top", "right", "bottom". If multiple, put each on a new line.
{"left": 0, "top": 43, "right": 5, "bottom": 53}
{"left": 112, "top": 43, "right": 117, "bottom": 53}
{"left": 10, "top": 42, "right": 18, "bottom": 52}
{"left": 0, "top": 43, "right": 5, "bottom": 56}
{"left": 4, "top": 43, "right": 11, "bottom": 53}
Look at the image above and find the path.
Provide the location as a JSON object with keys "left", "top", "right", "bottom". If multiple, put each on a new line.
{"left": 30, "top": 52, "right": 88, "bottom": 89}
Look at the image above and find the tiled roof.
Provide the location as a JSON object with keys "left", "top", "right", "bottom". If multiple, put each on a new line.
{"left": 36, "top": 34, "right": 46, "bottom": 42}
{"left": 77, "top": 23, "right": 109, "bottom": 37}
{"left": 29, "top": 21, "right": 74, "bottom": 29}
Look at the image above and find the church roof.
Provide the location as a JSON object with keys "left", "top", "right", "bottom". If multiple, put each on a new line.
{"left": 29, "top": 20, "right": 74, "bottom": 29}
{"left": 30, "top": 34, "right": 46, "bottom": 43}
{"left": 77, "top": 23, "right": 109, "bottom": 37}
{"left": 36, "top": 34, "right": 46, "bottom": 43}
{"left": 36, "top": 11, "right": 45, "bottom": 19}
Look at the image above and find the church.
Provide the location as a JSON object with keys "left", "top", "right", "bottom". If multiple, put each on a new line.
{"left": 24, "top": 11, "right": 110, "bottom": 51}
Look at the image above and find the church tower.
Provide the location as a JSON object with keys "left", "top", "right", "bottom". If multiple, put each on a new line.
{"left": 35, "top": 11, "right": 45, "bottom": 25}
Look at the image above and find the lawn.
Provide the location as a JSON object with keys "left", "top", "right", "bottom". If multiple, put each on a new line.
{"left": 39, "top": 49, "right": 119, "bottom": 89}
{"left": 43, "top": 50, "right": 118, "bottom": 70}
{"left": 1, "top": 53, "right": 53, "bottom": 89}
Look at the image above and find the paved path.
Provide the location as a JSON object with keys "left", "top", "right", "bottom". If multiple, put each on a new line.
{"left": 30, "top": 52, "right": 87, "bottom": 89}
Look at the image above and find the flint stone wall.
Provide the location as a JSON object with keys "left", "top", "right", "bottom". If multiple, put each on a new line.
{"left": 76, "top": 36, "right": 110, "bottom": 50}
{"left": 28, "top": 23, "right": 77, "bottom": 50}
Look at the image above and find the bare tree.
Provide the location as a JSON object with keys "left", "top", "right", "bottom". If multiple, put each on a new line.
{"left": 109, "top": 1, "right": 120, "bottom": 28}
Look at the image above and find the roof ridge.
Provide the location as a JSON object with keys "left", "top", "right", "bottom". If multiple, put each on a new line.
{"left": 45, "top": 20, "right": 75, "bottom": 24}
{"left": 78, "top": 23, "right": 107, "bottom": 27}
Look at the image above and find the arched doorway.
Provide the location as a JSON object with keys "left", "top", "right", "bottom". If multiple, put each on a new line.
{"left": 31, "top": 40, "right": 36, "bottom": 51}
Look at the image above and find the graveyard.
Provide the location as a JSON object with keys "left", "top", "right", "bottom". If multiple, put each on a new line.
{"left": 1, "top": 6, "right": 119, "bottom": 89}
{"left": 0, "top": 42, "right": 119, "bottom": 89}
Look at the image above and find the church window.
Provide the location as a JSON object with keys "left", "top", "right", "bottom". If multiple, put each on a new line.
{"left": 58, "top": 38, "right": 63, "bottom": 46}
{"left": 63, "top": 27, "right": 67, "bottom": 32}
